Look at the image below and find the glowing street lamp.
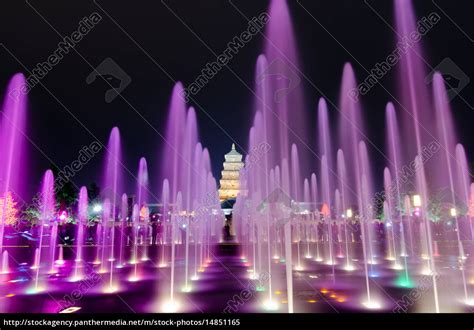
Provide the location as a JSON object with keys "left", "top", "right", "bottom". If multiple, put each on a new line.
{"left": 412, "top": 195, "right": 422, "bottom": 217}
{"left": 450, "top": 208, "right": 457, "bottom": 217}
{"left": 346, "top": 208, "right": 353, "bottom": 218}
{"left": 413, "top": 195, "right": 421, "bottom": 208}
{"left": 92, "top": 204, "right": 102, "bottom": 213}
{"left": 58, "top": 210, "right": 68, "bottom": 221}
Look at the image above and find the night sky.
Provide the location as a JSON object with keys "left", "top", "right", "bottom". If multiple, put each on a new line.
{"left": 0, "top": 0, "right": 472, "bottom": 198}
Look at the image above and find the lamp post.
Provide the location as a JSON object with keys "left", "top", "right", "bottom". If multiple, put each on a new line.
{"left": 343, "top": 208, "right": 354, "bottom": 271}
{"left": 346, "top": 208, "right": 353, "bottom": 219}
{"left": 92, "top": 204, "right": 102, "bottom": 214}
{"left": 412, "top": 195, "right": 421, "bottom": 217}
{"left": 450, "top": 207, "right": 457, "bottom": 217}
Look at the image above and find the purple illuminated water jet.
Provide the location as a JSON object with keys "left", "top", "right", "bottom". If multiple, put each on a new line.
{"left": 0, "top": 73, "right": 28, "bottom": 256}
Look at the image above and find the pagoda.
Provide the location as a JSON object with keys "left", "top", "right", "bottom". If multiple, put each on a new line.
{"left": 219, "top": 144, "right": 244, "bottom": 201}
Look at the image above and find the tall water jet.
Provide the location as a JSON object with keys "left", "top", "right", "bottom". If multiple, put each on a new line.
{"left": 385, "top": 103, "right": 408, "bottom": 258}
{"left": 318, "top": 98, "right": 335, "bottom": 196}
{"left": 321, "top": 156, "right": 335, "bottom": 272}
{"left": 433, "top": 72, "right": 469, "bottom": 304}
{"left": 182, "top": 108, "right": 198, "bottom": 292}
{"left": 31, "top": 248, "right": 40, "bottom": 270}
{"left": 303, "top": 178, "right": 311, "bottom": 259}
{"left": 0, "top": 73, "right": 28, "bottom": 256}
{"left": 56, "top": 245, "right": 64, "bottom": 266}
{"left": 263, "top": 0, "right": 308, "bottom": 174}
{"left": 384, "top": 168, "right": 399, "bottom": 266}
{"left": 310, "top": 173, "right": 322, "bottom": 262}
{"left": 337, "top": 150, "right": 352, "bottom": 270}
{"left": 1, "top": 251, "right": 9, "bottom": 274}
{"left": 118, "top": 193, "right": 128, "bottom": 268}
{"left": 359, "top": 142, "right": 376, "bottom": 264}
{"left": 338, "top": 65, "right": 373, "bottom": 300}
{"left": 394, "top": 0, "right": 436, "bottom": 174}
{"left": 455, "top": 145, "right": 474, "bottom": 242}
{"left": 291, "top": 144, "right": 302, "bottom": 271}
{"left": 48, "top": 212, "right": 59, "bottom": 274}
{"left": 72, "top": 187, "right": 88, "bottom": 281}
{"left": 283, "top": 198, "right": 294, "bottom": 313}
{"left": 161, "top": 83, "right": 187, "bottom": 201}
{"left": 160, "top": 180, "right": 170, "bottom": 267}
{"left": 163, "top": 192, "right": 182, "bottom": 313}
{"left": 136, "top": 157, "right": 150, "bottom": 268}
{"left": 33, "top": 170, "right": 55, "bottom": 293}
{"left": 338, "top": 63, "right": 364, "bottom": 209}
{"left": 414, "top": 155, "right": 440, "bottom": 312}
{"left": 100, "top": 199, "right": 111, "bottom": 274}
{"left": 131, "top": 203, "right": 140, "bottom": 281}
{"left": 358, "top": 141, "right": 379, "bottom": 308}
{"left": 102, "top": 127, "right": 123, "bottom": 288}
{"left": 393, "top": 5, "right": 439, "bottom": 310}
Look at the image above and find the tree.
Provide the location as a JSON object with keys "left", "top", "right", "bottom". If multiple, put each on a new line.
{"left": 0, "top": 192, "right": 19, "bottom": 225}
{"left": 50, "top": 164, "right": 78, "bottom": 207}
{"left": 87, "top": 182, "right": 100, "bottom": 201}
{"left": 21, "top": 193, "right": 45, "bottom": 227}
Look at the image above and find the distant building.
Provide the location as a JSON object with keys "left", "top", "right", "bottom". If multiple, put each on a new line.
{"left": 219, "top": 144, "right": 244, "bottom": 201}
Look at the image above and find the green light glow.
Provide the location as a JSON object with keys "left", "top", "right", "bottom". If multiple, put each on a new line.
{"left": 395, "top": 272, "right": 414, "bottom": 288}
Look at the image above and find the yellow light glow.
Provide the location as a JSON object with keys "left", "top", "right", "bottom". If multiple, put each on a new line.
{"left": 128, "top": 276, "right": 140, "bottom": 282}
{"left": 162, "top": 300, "right": 180, "bottom": 313}
{"left": 413, "top": 195, "right": 421, "bottom": 207}
{"left": 344, "top": 264, "right": 355, "bottom": 271}
{"left": 421, "top": 267, "right": 432, "bottom": 276}
{"left": 249, "top": 273, "right": 260, "bottom": 280}
{"left": 59, "top": 306, "right": 81, "bottom": 313}
{"left": 263, "top": 300, "right": 279, "bottom": 310}
{"left": 181, "top": 286, "right": 192, "bottom": 293}
{"left": 362, "top": 300, "right": 381, "bottom": 309}
{"left": 103, "top": 286, "right": 118, "bottom": 294}
{"left": 346, "top": 208, "right": 353, "bottom": 218}
{"left": 392, "top": 263, "right": 404, "bottom": 270}
{"left": 450, "top": 208, "right": 457, "bottom": 217}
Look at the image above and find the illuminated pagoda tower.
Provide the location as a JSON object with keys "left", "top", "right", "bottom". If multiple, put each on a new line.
{"left": 219, "top": 144, "right": 244, "bottom": 201}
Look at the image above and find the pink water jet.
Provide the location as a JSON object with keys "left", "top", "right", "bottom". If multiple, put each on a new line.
{"left": 0, "top": 73, "right": 28, "bottom": 255}
{"left": 33, "top": 170, "right": 55, "bottom": 293}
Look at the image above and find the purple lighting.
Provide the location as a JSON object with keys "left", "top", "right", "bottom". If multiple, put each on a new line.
{"left": 0, "top": 0, "right": 471, "bottom": 315}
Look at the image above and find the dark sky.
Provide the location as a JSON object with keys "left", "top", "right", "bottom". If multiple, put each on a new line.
{"left": 0, "top": 0, "right": 472, "bottom": 197}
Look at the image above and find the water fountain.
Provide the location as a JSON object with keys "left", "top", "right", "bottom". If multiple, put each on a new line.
{"left": 71, "top": 187, "right": 88, "bottom": 282}
{"left": 32, "top": 170, "right": 55, "bottom": 294}
{"left": 0, "top": 0, "right": 471, "bottom": 315}
{"left": 1, "top": 251, "right": 9, "bottom": 274}
{"left": 0, "top": 73, "right": 27, "bottom": 257}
